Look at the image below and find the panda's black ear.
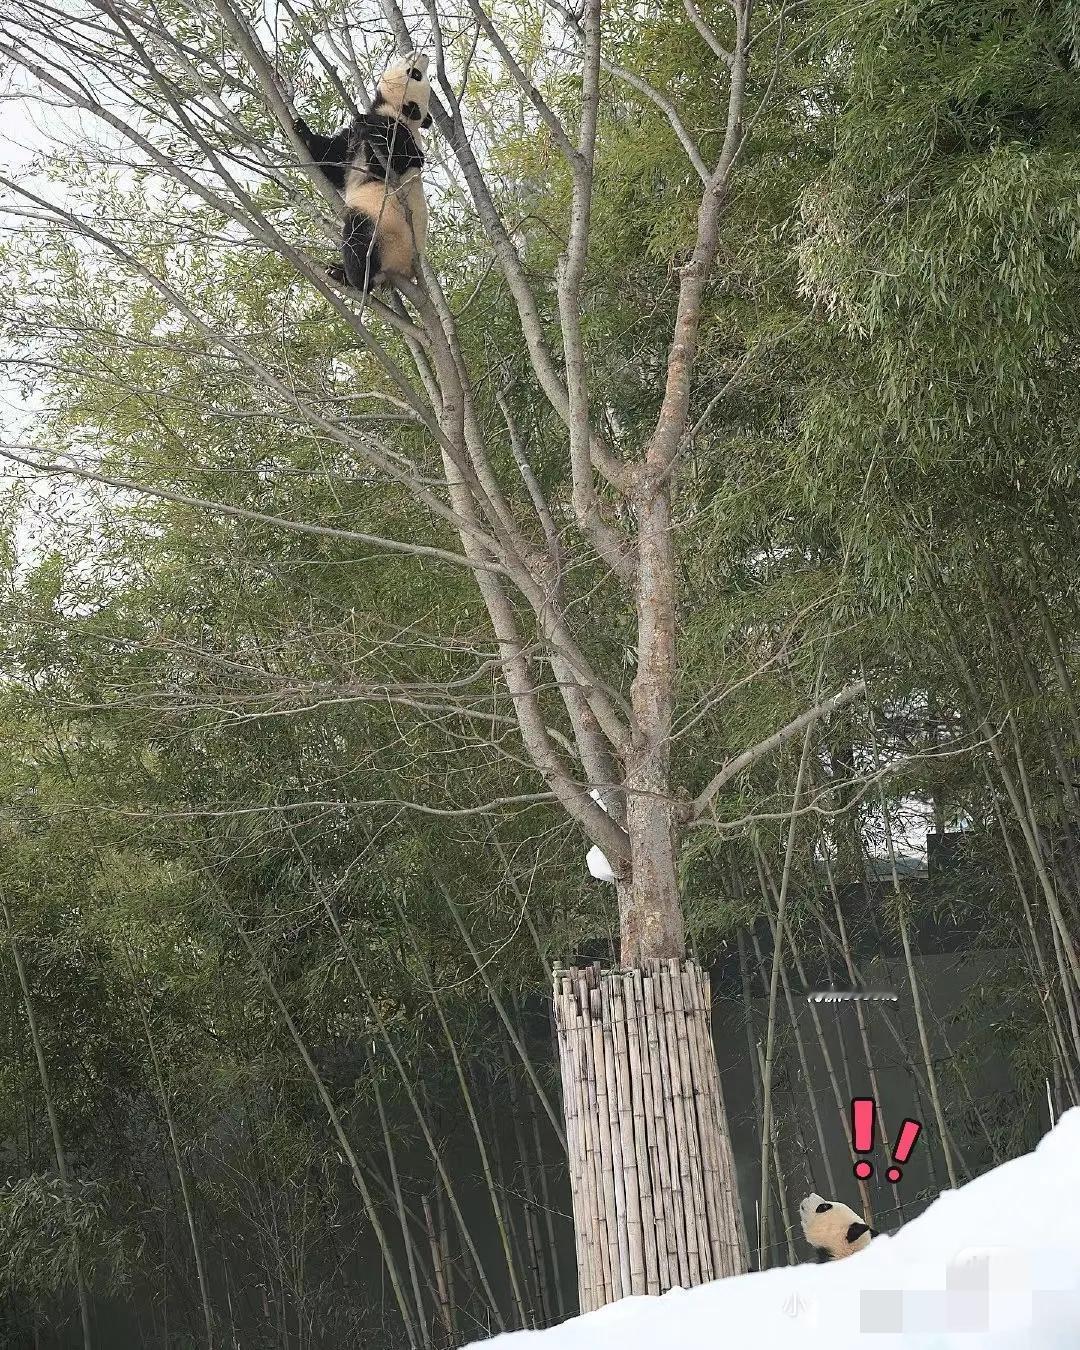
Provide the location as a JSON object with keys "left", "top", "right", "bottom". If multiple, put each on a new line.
{"left": 868, "top": 1227, "right": 879, "bottom": 1240}
{"left": 845, "top": 1221, "right": 870, "bottom": 1244}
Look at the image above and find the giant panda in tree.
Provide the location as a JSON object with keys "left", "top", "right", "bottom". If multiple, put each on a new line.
{"left": 294, "top": 53, "right": 433, "bottom": 294}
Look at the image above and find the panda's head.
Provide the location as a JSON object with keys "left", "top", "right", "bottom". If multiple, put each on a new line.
{"left": 373, "top": 52, "right": 433, "bottom": 132}
{"left": 799, "top": 1192, "right": 877, "bottom": 1262}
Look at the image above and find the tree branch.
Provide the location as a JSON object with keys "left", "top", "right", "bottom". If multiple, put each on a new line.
{"left": 690, "top": 679, "right": 867, "bottom": 820}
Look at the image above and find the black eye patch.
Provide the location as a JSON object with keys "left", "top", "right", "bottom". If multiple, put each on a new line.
{"left": 401, "top": 100, "right": 422, "bottom": 121}
{"left": 408, "top": 66, "right": 423, "bottom": 81}
{"left": 815, "top": 1202, "right": 832, "bottom": 1213}
{"left": 421, "top": 112, "right": 433, "bottom": 128}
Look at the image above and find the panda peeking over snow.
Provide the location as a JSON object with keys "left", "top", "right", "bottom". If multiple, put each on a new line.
{"left": 799, "top": 1192, "right": 879, "bottom": 1262}
{"left": 294, "top": 54, "right": 433, "bottom": 294}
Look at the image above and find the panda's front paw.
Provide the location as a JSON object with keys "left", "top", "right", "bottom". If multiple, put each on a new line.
{"left": 294, "top": 116, "right": 313, "bottom": 139}
{"left": 325, "top": 262, "right": 349, "bottom": 287}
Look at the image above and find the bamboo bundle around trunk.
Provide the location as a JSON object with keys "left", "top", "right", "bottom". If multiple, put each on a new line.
{"left": 553, "top": 959, "right": 745, "bottom": 1312}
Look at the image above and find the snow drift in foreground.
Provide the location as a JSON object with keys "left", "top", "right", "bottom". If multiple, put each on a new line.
{"left": 468, "top": 1107, "right": 1080, "bottom": 1349}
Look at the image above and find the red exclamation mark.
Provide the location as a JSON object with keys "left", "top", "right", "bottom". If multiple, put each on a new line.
{"left": 852, "top": 1097, "right": 875, "bottom": 1180}
{"left": 887, "top": 1118, "right": 922, "bottom": 1183}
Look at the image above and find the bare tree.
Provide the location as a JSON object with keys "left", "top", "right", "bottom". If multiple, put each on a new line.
{"left": 0, "top": 0, "right": 864, "bottom": 1312}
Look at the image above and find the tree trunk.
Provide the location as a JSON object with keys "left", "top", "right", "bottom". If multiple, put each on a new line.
{"left": 553, "top": 960, "right": 746, "bottom": 1312}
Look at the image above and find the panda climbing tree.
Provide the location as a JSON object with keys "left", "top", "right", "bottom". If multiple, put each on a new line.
{"left": 294, "top": 54, "right": 433, "bottom": 294}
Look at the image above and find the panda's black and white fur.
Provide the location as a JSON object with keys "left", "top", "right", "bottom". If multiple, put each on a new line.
{"left": 799, "top": 1192, "right": 878, "bottom": 1262}
{"left": 294, "top": 54, "right": 432, "bottom": 293}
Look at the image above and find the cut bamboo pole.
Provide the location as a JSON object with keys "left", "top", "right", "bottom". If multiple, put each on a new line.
{"left": 665, "top": 960, "right": 705, "bottom": 1283}
{"left": 622, "top": 971, "right": 660, "bottom": 1293}
{"left": 599, "top": 979, "right": 630, "bottom": 1300}
{"left": 587, "top": 973, "right": 618, "bottom": 1304}
{"left": 553, "top": 959, "right": 745, "bottom": 1310}
{"left": 610, "top": 979, "right": 646, "bottom": 1294}
{"left": 653, "top": 961, "right": 693, "bottom": 1287}
{"left": 682, "top": 966, "right": 727, "bottom": 1277}
{"left": 640, "top": 966, "right": 677, "bottom": 1289}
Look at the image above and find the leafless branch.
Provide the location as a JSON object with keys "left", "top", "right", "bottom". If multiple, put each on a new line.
{"left": 691, "top": 679, "right": 867, "bottom": 820}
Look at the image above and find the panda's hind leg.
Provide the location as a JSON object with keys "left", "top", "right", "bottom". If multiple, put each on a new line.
{"left": 341, "top": 211, "right": 382, "bottom": 294}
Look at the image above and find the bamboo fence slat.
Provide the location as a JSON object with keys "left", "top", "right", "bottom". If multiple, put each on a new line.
{"left": 552, "top": 959, "right": 746, "bottom": 1311}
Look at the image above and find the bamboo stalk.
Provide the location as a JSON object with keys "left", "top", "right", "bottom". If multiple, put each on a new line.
{"left": 697, "top": 964, "right": 744, "bottom": 1275}
{"left": 935, "top": 601, "right": 1080, "bottom": 996}
{"left": 408, "top": 938, "right": 528, "bottom": 1325}
{"left": 129, "top": 967, "right": 215, "bottom": 1350}
{"left": 438, "top": 881, "right": 566, "bottom": 1147}
{"left": 821, "top": 854, "right": 904, "bottom": 1221}
{"left": 758, "top": 712, "right": 815, "bottom": 1268}
{"left": 893, "top": 896, "right": 958, "bottom": 1187}
{"left": 759, "top": 845, "right": 873, "bottom": 1217}
{"left": 989, "top": 777, "right": 1080, "bottom": 1099}
{"left": 435, "top": 1177, "right": 455, "bottom": 1334}
{"left": 484, "top": 1065, "right": 534, "bottom": 1327}
{"left": 736, "top": 926, "right": 781, "bottom": 1263}
{"left": 361, "top": 1160, "right": 444, "bottom": 1307}
{"left": 4, "top": 901, "right": 94, "bottom": 1350}
{"left": 228, "top": 912, "right": 418, "bottom": 1348}
{"left": 316, "top": 897, "right": 504, "bottom": 1327}
{"left": 856, "top": 822, "right": 974, "bottom": 1182}
{"left": 748, "top": 925, "right": 806, "bottom": 1260}
{"left": 521, "top": 1054, "right": 567, "bottom": 1318}
{"left": 371, "top": 1064, "right": 430, "bottom": 1345}
{"left": 1006, "top": 723, "right": 1080, "bottom": 1035}
{"left": 753, "top": 843, "right": 838, "bottom": 1199}
{"left": 755, "top": 1042, "right": 796, "bottom": 1266}
{"left": 513, "top": 1004, "right": 569, "bottom": 1317}
{"left": 502, "top": 1031, "right": 552, "bottom": 1324}
{"left": 1015, "top": 535, "right": 1080, "bottom": 753}
{"left": 422, "top": 1194, "right": 453, "bottom": 1343}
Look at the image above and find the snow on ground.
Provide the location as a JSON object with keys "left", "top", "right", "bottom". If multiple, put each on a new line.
{"left": 469, "top": 1108, "right": 1080, "bottom": 1349}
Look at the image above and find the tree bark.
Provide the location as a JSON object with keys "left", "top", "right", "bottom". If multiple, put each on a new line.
{"left": 619, "top": 487, "right": 685, "bottom": 965}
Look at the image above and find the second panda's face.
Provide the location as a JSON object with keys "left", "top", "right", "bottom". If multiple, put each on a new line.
{"left": 799, "top": 1192, "right": 876, "bottom": 1262}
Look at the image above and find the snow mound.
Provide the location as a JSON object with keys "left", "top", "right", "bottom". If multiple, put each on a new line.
{"left": 468, "top": 1108, "right": 1080, "bottom": 1349}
